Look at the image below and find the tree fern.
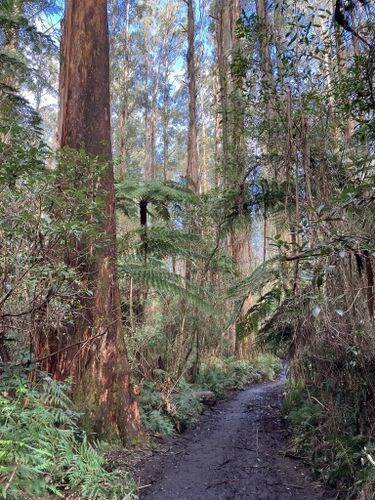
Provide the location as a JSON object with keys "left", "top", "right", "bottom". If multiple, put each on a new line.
{"left": 116, "top": 178, "right": 196, "bottom": 221}
{"left": 238, "top": 287, "right": 283, "bottom": 341}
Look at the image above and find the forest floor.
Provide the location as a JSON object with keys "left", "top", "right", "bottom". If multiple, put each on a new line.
{"left": 135, "top": 373, "right": 338, "bottom": 500}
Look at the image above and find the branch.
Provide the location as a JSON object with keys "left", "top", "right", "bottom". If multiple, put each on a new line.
{"left": 334, "top": 0, "right": 371, "bottom": 47}
{"left": 283, "top": 252, "right": 324, "bottom": 262}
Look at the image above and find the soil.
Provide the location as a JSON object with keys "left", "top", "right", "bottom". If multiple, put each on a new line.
{"left": 136, "top": 373, "right": 338, "bottom": 500}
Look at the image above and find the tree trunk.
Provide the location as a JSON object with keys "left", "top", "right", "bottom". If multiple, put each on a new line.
{"left": 51, "top": 0, "right": 140, "bottom": 443}
{"left": 119, "top": 0, "right": 131, "bottom": 177}
{"left": 186, "top": 0, "right": 199, "bottom": 193}
{"left": 215, "top": 0, "right": 252, "bottom": 357}
{"left": 256, "top": 0, "right": 274, "bottom": 116}
{"left": 1, "top": 0, "right": 21, "bottom": 144}
{"left": 162, "top": 52, "right": 170, "bottom": 183}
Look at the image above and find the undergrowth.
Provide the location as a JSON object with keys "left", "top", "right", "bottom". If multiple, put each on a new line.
{"left": 197, "top": 353, "right": 280, "bottom": 396}
{"left": 284, "top": 384, "right": 375, "bottom": 499}
{"left": 0, "top": 371, "right": 137, "bottom": 499}
{"left": 140, "top": 353, "right": 280, "bottom": 435}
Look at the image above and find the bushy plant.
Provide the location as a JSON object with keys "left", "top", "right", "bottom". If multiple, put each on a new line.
{"left": 139, "top": 354, "right": 281, "bottom": 438}
{"left": 0, "top": 371, "right": 137, "bottom": 499}
{"left": 139, "top": 378, "right": 202, "bottom": 435}
{"left": 197, "top": 354, "right": 280, "bottom": 396}
{"left": 170, "top": 386, "right": 203, "bottom": 430}
{"left": 284, "top": 384, "right": 375, "bottom": 496}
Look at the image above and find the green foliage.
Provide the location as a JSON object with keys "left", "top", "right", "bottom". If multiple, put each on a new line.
{"left": 171, "top": 386, "right": 203, "bottom": 429}
{"left": 0, "top": 371, "right": 137, "bottom": 499}
{"left": 141, "top": 408, "right": 175, "bottom": 436}
{"left": 119, "top": 256, "right": 215, "bottom": 315}
{"left": 139, "top": 379, "right": 202, "bottom": 436}
{"left": 0, "top": 0, "right": 58, "bottom": 139}
{"left": 139, "top": 355, "right": 280, "bottom": 436}
{"left": 284, "top": 388, "right": 321, "bottom": 433}
{"left": 284, "top": 384, "right": 375, "bottom": 495}
{"left": 197, "top": 354, "right": 280, "bottom": 396}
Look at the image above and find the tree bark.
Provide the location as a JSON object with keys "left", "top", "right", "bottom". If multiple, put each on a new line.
{"left": 119, "top": 0, "right": 131, "bottom": 177}
{"left": 186, "top": 0, "right": 199, "bottom": 193}
{"left": 215, "top": 0, "right": 252, "bottom": 357}
{"left": 162, "top": 51, "right": 170, "bottom": 183}
{"left": 50, "top": 0, "right": 140, "bottom": 443}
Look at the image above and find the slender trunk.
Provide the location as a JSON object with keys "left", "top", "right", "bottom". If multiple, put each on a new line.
{"left": 200, "top": 94, "right": 209, "bottom": 193}
{"left": 144, "top": 40, "right": 151, "bottom": 179}
{"left": 149, "top": 79, "right": 159, "bottom": 180}
{"left": 186, "top": 0, "right": 199, "bottom": 193}
{"left": 163, "top": 56, "right": 170, "bottom": 183}
{"left": 256, "top": 0, "right": 274, "bottom": 119}
{"left": 119, "top": 0, "right": 130, "bottom": 177}
{"left": 1, "top": 0, "right": 21, "bottom": 143}
{"left": 215, "top": 0, "right": 252, "bottom": 357}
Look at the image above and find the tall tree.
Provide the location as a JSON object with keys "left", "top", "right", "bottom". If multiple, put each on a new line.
{"left": 186, "top": 0, "right": 199, "bottom": 193}
{"left": 52, "top": 0, "right": 139, "bottom": 443}
{"left": 256, "top": 0, "right": 274, "bottom": 117}
{"left": 214, "top": 0, "right": 252, "bottom": 355}
{"left": 117, "top": 0, "right": 131, "bottom": 177}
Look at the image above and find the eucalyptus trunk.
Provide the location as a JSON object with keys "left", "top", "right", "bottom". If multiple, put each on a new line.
{"left": 186, "top": 0, "right": 199, "bottom": 193}
{"left": 215, "top": 0, "right": 252, "bottom": 357}
{"left": 44, "top": 0, "right": 140, "bottom": 444}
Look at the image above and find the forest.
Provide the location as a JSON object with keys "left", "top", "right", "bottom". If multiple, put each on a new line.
{"left": 0, "top": 0, "right": 374, "bottom": 498}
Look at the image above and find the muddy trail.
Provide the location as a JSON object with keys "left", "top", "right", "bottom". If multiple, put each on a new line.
{"left": 136, "top": 374, "right": 337, "bottom": 500}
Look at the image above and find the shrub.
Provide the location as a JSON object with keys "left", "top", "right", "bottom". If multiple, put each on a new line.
{"left": 139, "top": 379, "right": 202, "bottom": 435}
{"left": 284, "top": 384, "right": 375, "bottom": 497}
{"left": 139, "top": 355, "right": 280, "bottom": 437}
{"left": 0, "top": 371, "right": 137, "bottom": 499}
{"left": 197, "top": 354, "right": 280, "bottom": 396}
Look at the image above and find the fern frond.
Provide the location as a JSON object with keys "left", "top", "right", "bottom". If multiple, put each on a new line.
{"left": 119, "top": 257, "right": 215, "bottom": 315}
{"left": 135, "top": 224, "right": 202, "bottom": 260}
{"left": 241, "top": 287, "right": 283, "bottom": 339}
{"left": 116, "top": 178, "right": 195, "bottom": 205}
{"left": 226, "top": 256, "right": 280, "bottom": 299}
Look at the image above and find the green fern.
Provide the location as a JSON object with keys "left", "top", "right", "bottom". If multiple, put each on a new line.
{"left": 226, "top": 256, "right": 280, "bottom": 300}
{"left": 119, "top": 256, "right": 216, "bottom": 315}
{"left": 116, "top": 178, "right": 196, "bottom": 220}
{"left": 239, "top": 287, "right": 283, "bottom": 340}
{"left": 0, "top": 372, "right": 136, "bottom": 499}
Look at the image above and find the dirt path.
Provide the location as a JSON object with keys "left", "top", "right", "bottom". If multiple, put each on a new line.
{"left": 137, "top": 374, "right": 337, "bottom": 500}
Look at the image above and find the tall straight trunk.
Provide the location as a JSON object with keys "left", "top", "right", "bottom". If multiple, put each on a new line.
{"left": 200, "top": 92, "right": 209, "bottom": 193}
{"left": 119, "top": 0, "right": 131, "bottom": 177}
{"left": 50, "top": 0, "right": 139, "bottom": 443}
{"left": 186, "top": 0, "right": 199, "bottom": 193}
{"left": 332, "top": 0, "right": 347, "bottom": 78}
{"left": 162, "top": 55, "right": 170, "bottom": 183}
{"left": 149, "top": 78, "right": 159, "bottom": 180}
{"left": 215, "top": 2, "right": 229, "bottom": 167}
{"left": 144, "top": 40, "right": 152, "bottom": 179}
{"left": 213, "top": 72, "right": 222, "bottom": 187}
{"left": 215, "top": 0, "right": 252, "bottom": 356}
{"left": 256, "top": 0, "right": 274, "bottom": 118}
{"left": 1, "top": 0, "right": 21, "bottom": 143}
{"left": 145, "top": 27, "right": 167, "bottom": 181}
